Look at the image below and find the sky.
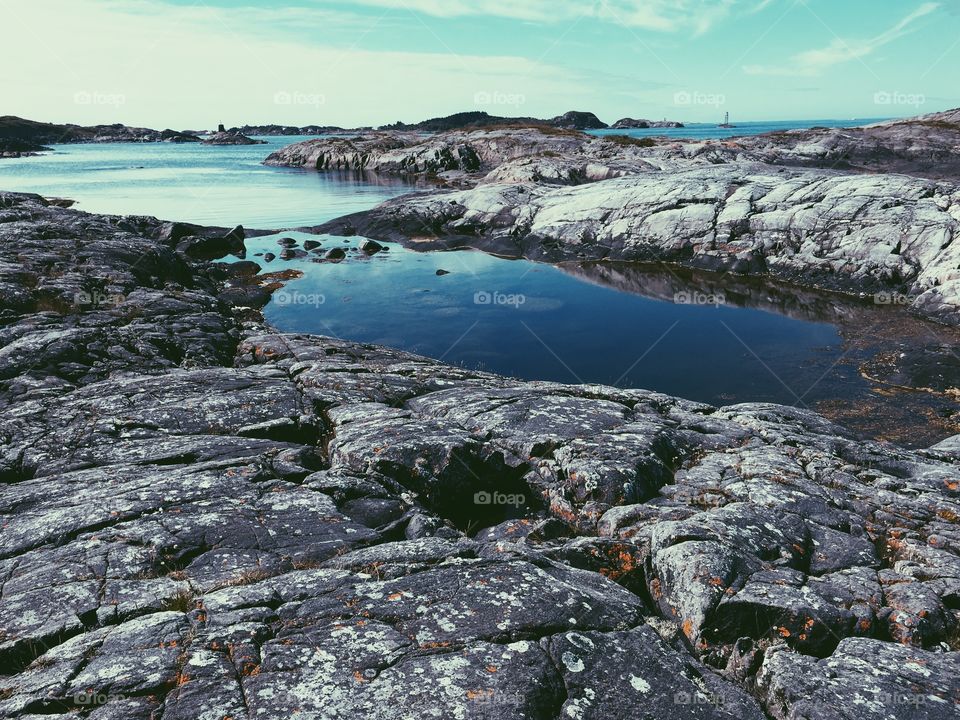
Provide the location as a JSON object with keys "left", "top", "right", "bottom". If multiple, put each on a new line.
{"left": 1, "top": 0, "right": 957, "bottom": 129}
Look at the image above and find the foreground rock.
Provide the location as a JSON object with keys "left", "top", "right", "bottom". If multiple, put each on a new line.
{"left": 0, "top": 191, "right": 958, "bottom": 718}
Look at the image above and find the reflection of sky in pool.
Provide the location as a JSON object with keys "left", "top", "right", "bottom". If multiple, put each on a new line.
{"left": 236, "top": 232, "right": 859, "bottom": 409}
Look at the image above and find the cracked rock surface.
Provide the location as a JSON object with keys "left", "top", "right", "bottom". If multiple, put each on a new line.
{"left": 1, "top": 191, "right": 959, "bottom": 718}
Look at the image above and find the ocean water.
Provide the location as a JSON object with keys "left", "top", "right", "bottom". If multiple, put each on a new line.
{"left": 588, "top": 118, "right": 888, "bottom": 141}
{"left": 0, "top": 136, "right": 415, "bottom": 227}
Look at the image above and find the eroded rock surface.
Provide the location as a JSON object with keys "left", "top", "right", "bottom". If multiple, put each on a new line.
{"left": 1, "top": 192, "right": 958, "bottom": 718}
{"left": 270, "top": 110, "right": 960, "bottom": 326}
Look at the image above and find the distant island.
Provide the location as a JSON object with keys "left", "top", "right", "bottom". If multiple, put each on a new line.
{"left": 0, "top": 110, "right": 688, "bottom": 155}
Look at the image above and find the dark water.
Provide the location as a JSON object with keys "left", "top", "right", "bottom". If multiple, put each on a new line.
{"left": 240, "top": 232, "right": 853, "bottom": 407}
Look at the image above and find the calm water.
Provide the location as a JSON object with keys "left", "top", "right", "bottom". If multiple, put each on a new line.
{"left": 0, "top": 136, "right": 415, "bottom": 227}
{"left": 237, "top": 231, "right": 856, "bottom": 408}
{"left": 588, "top": 118, "right": 888, "bottom": 141}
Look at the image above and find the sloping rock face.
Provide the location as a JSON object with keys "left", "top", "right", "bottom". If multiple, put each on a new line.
{"left": 1, "top": 191, "right": 958, "bottom": 718}
{"left": 720, "top": 110, "right": 960, "bottom": 181}
{"left": 273, "top": 111, "right": 960, "bottom": 325}
{"left": 318, "top": 164, "right": 960, "bottom": 325}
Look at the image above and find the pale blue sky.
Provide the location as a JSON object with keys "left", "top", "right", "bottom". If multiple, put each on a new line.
{"left": 2, "top": 0, "right": 957, "bottom": 127}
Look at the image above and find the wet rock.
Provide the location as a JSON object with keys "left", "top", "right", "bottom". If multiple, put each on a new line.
{"left": 360, "top": 238, "right": 384, "bottom": 255}
{"left": 324, "top": 247, "right": 346, "bottom": 260}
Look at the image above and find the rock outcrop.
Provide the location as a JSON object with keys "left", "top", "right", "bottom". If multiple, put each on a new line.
{"left": 612, "top": 118, "right": 685, "bottom": 129}
{"left": 270, "top": 112, "right": 960, "bottom": 326}
{"left": 548, "top": 110, "right": 608, "bottom": 129}
{"left": 0, "top": 191, "right": 958, "bottom": 718}
{"left": 264, "top": 127, "right": 659, "bottom": 184}
{"left": 315, "top": 163, "right": 960, "bottom": 325}
{"left": 0, "top": 139, "right": 50, "bottom": 158}
{"left": 201, "top": 131, "right": 265, "bottom": 146}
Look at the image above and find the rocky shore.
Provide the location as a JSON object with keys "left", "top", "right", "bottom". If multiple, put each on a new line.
{"left": 263, "top": 109, "right": 960, "bottom": 327}
{"left": 1, "top": 190, "right": 959, "bottom": 718}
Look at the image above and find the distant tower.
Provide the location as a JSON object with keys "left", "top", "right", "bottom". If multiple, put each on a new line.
{"left": 217, "top": 123, "right": 225, "bottom": 133}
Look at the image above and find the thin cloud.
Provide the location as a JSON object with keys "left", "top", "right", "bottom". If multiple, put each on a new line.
{"left": 744, "top": 2, "right": 939, "bottom": 76}
{"left": 311, "top": 0, "right": 749, "bottom": 34}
